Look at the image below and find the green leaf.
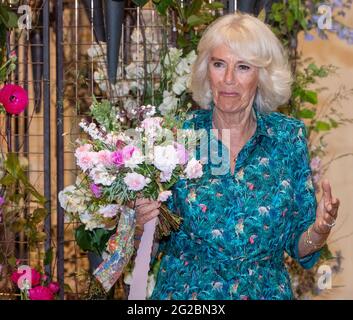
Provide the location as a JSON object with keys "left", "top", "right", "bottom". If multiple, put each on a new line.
{"left": 153, "top": 0, "right": 173, "bottom": 16}
{"left": 0, "top": 173, "right": 16, "bottom": 186}
{"left": 187, "top": 14, "right": 207, "bottom": 27}
{"left": 8, "top": 255, "right": 17, "bottom": 267}
{"left": 132, "top": 0, "right": 150, "bottom": 7}
{"left": 298, "top": 108, "right": 316, "bottom": 119}
{"left": 0, "top": 5, "right": 19, "bottom": 29}
{"left": 286, "top": 12, "right": 294, "bottom": 31}
{"left": 44, "top": 248, "right": 53, "bottom": 265}
{"left": 204, "top": 1, "right": 224, "bottom": 10}
{"left": 315, "top": 121, "right": 331, "bottom": 131}
{"left": 301, "top": 90, "right": 318, "bottom": 104}
{"left": 75, "top": 225, "right": 94, "bottom": 252}
{"left": 186, "top": 0, "right": 203, "bottom": 17}
{"left": 329, "top": 118, "right": 338, "bottom": 128}
{"left": 31, "top": 208, "right": 47, "bottom": 223}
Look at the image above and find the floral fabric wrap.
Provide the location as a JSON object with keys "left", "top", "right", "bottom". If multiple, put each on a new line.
{"left": 94, "top": 206, "right": 136, "bottom": 292}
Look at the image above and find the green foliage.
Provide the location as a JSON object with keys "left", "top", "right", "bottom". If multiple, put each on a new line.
{"left": 75, "top": 225, "right": 116, "bottom": 256}
{"left": 90, "top": 96, "right": 121, "bottom": 132}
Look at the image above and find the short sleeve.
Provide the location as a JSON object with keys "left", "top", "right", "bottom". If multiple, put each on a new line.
{"left": 284, "top": 121, "right": 321, "bottom": 269}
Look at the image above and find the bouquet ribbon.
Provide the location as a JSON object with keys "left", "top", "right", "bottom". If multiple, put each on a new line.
{"left": 94, "top": 206, "right": 136, "bottom": 292}
{"left": 128, "top": 216, "right": 158, "bottom": 300}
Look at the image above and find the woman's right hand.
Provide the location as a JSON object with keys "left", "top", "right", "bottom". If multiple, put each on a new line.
{"left": 134, "top": 198, "right": 161, "bottom": 230}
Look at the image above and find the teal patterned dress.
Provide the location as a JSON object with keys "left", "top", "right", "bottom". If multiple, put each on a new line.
{"left": 150, "top": 105, "right": 321, "bottom": 300}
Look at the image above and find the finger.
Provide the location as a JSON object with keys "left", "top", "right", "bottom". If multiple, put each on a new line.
{"left": 135, "top": 198, "right": 152, "bottom": 207}
{"left": 321, "top": 179, "right": 332, "bottom": 206}
{"left": 324, "top": 212, "right": 336, "bottom": 224}
{"left": 138, "top": 202, "right": 161, "bottom": 215}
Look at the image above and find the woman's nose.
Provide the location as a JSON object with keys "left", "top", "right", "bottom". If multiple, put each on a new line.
{"left": 224, "top": 67, "right": 236, "bottom": 85}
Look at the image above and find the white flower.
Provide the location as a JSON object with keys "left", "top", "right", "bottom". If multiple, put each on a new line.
{"left": 160, "top": 170, "right": 172, "bottom": 182}
{"left": 158, "top": 91, "right": 179, "bottom": 116}
{"left": 259, "top": 157, "right": 269, "bottom": 165}
{"left": 125, "top": 62, "right": 145, "bottom": 80}
{"left": 89, "top": 165, "right": 116, "bottom": 186}
{"left": 87, "top": 43, "right": 106, "bottom": 58}
{"left": 98, "top": 204, "right": 120, "bottom": 218}
{"left": 124, "top": 172, "right": 151, "bottom": 191}
{"left": 172, "top": 75, "right": 189, "bottom": 95}
{"left": 175, "top": 59, "right": 190, "bottom": 76}
{"left": 124, "top": 148, "right": 145, "bottom": 169}
{"left": 158, "top": 190, "right": 172, "bottom": 202}
{"left": 211, "top": 229, "right": 223, "bottom": 239}
{"left": 153, "top": 145, "right": 179, "bottom": 173}
{"left": 184, "top": 158, "right": 203, "bottom": 179}
{"left": 185, "top": 50, "right": 197, "bottom": 65}
{"left": 79, "top": 211, "right": 105, "bottom": 230}
{"left": 58, "top": 185, "right": 90, "bottom": 213}
{"left": 164, "top": 47, "right": 183, "bottom": 66}
{"left": 111, "top": 80, "right": 130, "bottom": 97}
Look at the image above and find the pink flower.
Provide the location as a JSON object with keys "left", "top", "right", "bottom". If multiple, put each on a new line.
{"left": 174, "top": 142, "right": 188, "bottom": 165}
{"left": 199, "top": 204, "right": 207, "bottom": 213}
{"left": 0, "top": 84, "right": 29, "bottom": 115}
{"left": 0, "top": 196, "right": 4, "bottom": 206}
{"left": 184, "top": 158, "right": 203, "bottom": 179}
{"left": 75, "top": 151, "right": 97, "bottom": 172}
{"left": 124, "top": 172, "right": 151, "bottom": 191}
{"left": 11, "top": 268, "right": 41, "bottom": 288}
{"left": 29, "top": 286, "right": 54, "bottom": 300}
{"left": 48, "top": 282, "right": 60, "bottom": 294}
{"left": 90, "top": 183, "right": 102, "bottom": 198}
{"left": 141, "top": 117, "right": 163, "bottom": 130}
{"left": 158, "top": 190, "right": 172, "bottom": 202}
{"left": 160, "top": 171, "right": 172, "bottom": 182}
{"left": 112, "top": 150, "right": 124, "bottom": 166}
{"left": 97, "top": 150, "right": 114, "bottom": 166}
{"left": 122, "top": 145, "right": 137, "bottom": 161}
{"left": 75, "top": 144, "right": 92, "bottom": 154}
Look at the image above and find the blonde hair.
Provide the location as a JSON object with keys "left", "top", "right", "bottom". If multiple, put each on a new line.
{"left": 190, "top": 12, "right": 293, "bottom": 113}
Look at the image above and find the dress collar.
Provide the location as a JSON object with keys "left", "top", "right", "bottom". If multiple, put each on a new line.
{"left": 205, "top": 102, "right": 272, "bottom": 139}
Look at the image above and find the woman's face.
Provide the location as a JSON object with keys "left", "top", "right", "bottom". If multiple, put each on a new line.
{"left": 207, "top": 44, "right": 259, "bottom": 113}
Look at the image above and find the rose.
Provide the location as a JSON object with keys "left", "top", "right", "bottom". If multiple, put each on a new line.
{"left": 10, "top": 268, "right": 41, "bottom": 288}
{"left": 48, "top": 282, "right": 60, "bottom": 294}
{"left": 29, "top": 286, "right": 54, "bottom": 300}
{"left": 0, "top": 84, "right": 29, "bottom": 115}
{"left": 184, "top": 158, "right": 203, "bottom": 179}
{"left": 124, "top": 172, "right": 151, "bottom": 191}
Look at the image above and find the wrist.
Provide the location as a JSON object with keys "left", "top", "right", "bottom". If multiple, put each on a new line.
{"left": 313, "top": 222, "right": 330, "bottom": 235}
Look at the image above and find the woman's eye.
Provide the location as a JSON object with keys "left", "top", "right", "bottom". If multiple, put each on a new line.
{"left": 213, "top": 62, "right": 224, "bottom": 68}
{"left": 238, "top": 64, "right": 250, "bottom": 71}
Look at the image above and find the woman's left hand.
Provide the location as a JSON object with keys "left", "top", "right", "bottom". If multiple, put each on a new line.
{"left": 314, "top": 179, "right": 340, "bottom": 234}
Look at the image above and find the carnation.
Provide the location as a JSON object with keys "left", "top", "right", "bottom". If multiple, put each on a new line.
{"left": 89, "top": 165, "right": 116, "bottom": 186}
{"left": 184, "top": 158, "right": 203, "bottom": 179}
{"left": 158, "top": 190, "right": 172, "bottom": 202}
{"left": 98, "top": 204, "right": 120, "bottom": 218}
{"left": 29, "top": 286, "right": 54, "bottom": 300}
{"left": 124, "top": 172, "right": 151, "bottom": 191}
{"left": 153, "top": 145, "right": 178, "bottom": 173}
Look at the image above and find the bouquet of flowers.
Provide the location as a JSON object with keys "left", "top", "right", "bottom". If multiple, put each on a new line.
{"left": 59, "top": 97, "right": 203, "bottom": 292}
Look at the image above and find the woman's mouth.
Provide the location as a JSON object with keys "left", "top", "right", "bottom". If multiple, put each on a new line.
{"left": 219, "top": 91, "right": 240, "bottom": 97}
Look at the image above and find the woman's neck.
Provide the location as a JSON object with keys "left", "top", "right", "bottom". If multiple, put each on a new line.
{"left": 212, "top": 105, "right": 257, "bottom": 147}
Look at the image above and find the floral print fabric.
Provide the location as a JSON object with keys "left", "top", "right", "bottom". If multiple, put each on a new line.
{"left": 150, "top": 105, "right": 321, "bottom": 300}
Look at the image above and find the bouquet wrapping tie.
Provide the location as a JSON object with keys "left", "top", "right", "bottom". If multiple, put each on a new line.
{"left": 94, "top": 206, "right": 136, "bottom": 292}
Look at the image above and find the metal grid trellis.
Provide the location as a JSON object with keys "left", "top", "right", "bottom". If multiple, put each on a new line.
{"left": 1, "top": 0, "right": 236, "bottom": 299}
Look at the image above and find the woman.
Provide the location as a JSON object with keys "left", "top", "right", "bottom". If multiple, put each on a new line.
{"left": 134, "top": 13, "right": 340, "bottom": 300}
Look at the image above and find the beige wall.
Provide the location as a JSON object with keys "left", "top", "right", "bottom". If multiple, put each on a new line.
{"left": 299, "top": 8, "right": 353, "bottom": 299}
